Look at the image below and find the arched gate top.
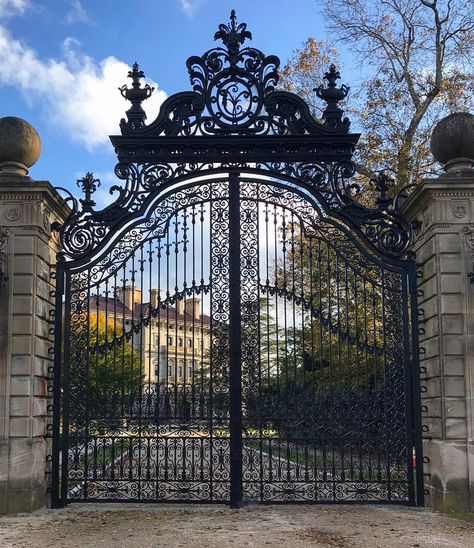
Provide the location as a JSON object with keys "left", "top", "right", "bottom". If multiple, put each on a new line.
{"left": 54, "top": 10, "right": 415, "bottom": 264}
{"left": 117, "top": 10, "right": 350, "bottom": 139}
{"left": 111, "top": 9, "right": 357, "bottom": 165}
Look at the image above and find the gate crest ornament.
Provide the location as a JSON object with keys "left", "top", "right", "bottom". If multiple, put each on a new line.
{"left": 119, "top": 9, "right": 349, "bottom": 137}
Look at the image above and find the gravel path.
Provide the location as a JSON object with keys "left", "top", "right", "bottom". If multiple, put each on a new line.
{"left": 0, "top": 504, "right": 472, "bottom": 547}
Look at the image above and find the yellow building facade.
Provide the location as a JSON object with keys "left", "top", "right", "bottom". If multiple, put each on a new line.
{"left": 115, "top": 287, "right": 212, "bottom": 386}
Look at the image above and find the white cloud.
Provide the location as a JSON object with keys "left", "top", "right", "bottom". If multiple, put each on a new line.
{"left": 0, "top": 26, "right": 167, "bottom": 150}
{"left": 179, "top": 0, "right": 196, "bottom": 17}
{"left": 64, "top": 0, "right": 89, "bottom": 25}
{"left": 0, "top": 0, "right": 30, "bottom": 17}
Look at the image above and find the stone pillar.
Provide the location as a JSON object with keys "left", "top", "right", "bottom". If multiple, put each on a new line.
{"left": 402, "top": 112, "right": 474, "bottom": 512}
{"left": 0, "top": 117, "right": 68, "bottom": 514}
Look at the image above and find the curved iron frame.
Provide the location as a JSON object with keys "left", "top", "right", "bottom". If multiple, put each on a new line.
{"left": 51, "top": 10, "right": 424, "bottom": 508}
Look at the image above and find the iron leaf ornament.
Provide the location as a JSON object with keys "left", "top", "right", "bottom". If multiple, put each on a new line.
{"left": 77, "top": 172, "right": 101, "bottom": 212}
{"left": 214, "top": 9, "right": 252, "bottom": 56}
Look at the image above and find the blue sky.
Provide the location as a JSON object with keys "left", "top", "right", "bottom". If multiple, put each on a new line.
{"left": 0, "top": 0, "right": 355, "bottom": 205}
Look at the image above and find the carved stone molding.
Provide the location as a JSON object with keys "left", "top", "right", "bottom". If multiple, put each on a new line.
{"left": 453, "top": 203, "right": 468, "bottom": 219}
{"left": 419, "top": 207, "right": 432, "bottom": 235}
{"left": 5, "top": 207, "right": 21, "bottom": 221}
{"left": 0, "top": 226, "right": 10, "bottom": 287}
{"left": 463, "top": 224, "right": 474, "bottom": 250}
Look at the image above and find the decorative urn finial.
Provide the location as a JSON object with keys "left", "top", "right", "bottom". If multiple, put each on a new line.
{"left": 315, "top": 64, "right": 350, "bottom": 129}
{"left": 119, "top": 62, "right": 154, "bottom": 130}
{"left": 0, "top": 117, "right": 41, "bottom": 176}
{"left": 430, "top": 112, "right": 474, "bottom": 173}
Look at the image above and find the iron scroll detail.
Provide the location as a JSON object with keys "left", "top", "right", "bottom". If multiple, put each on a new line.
{"left": 54, "top": 11, "right": 415, "bottom": 262}
{"left": 118, "top": 10, "right": 349, "bottom": 137}
{"left": 55, "top": 163, "right": 413, "bottom": 261}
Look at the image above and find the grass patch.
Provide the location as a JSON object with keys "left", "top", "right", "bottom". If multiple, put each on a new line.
{"left": 441, "top": 511, "right": 474, "bottom": 523}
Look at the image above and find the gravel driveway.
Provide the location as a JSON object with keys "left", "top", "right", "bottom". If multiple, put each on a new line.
{"left": 0, "top": 504, "right": 472, "bottom": 547}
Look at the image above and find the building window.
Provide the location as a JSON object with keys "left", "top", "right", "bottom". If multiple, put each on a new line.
{"left": 188, "top": 367, "right": 192, "bottom": 377}
{"left": 187, "top": 338, "right": 192, "bottom": 348}
{"left": 168, "top": 336, "right": 173, "bottom": 346}
{"left": 156, "top": 336, "right": 160, "bottom": 348}
{"left": 167, "top": 366, "right": 172, "bottom": 376}
{"left": 179, "top": 337, "right": 183, "bottom": 347}
{"left": 199, "top": 339, "right": 204, "bottom": 349}
{"left": 178, "top": 366, "right": 183, "bottom": 378}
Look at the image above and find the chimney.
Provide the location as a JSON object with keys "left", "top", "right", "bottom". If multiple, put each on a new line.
{"left": 185, "top": 298, "right": 201, "bottom": 320}
{"left": 150, "top": 288, "right": 160, "bottom": 309}
{"left": 116, "top": 286, "right": 142, "bottom": 310}
{"left": 176, "top": 298, "right": 185, "bottom": 316}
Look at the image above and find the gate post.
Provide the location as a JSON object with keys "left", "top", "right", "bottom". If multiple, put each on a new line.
{"left": 0, "top": 117, "right": 69, "bottom": 514}
{"left": 228, "top": 172, "right": 243, "bottom": 508}
{"left": 402, "top": 112, "right": 474, "bottom": 512}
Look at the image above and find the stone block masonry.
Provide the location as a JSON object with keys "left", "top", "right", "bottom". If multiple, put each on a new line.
{"left": 403, "top": 172, "right": 474, "bottom": 512}
{"left": 0, "top": 175, "right": 68, "bottom": 514}
{"left": 401, "top": 111, "right": 474, "bottom": 513}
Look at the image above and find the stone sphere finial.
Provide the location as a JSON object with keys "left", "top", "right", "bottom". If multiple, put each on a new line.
{"left": 430, "top": 112, "right": 474, "bottom": 173}
{"left": 0, "top": 117, "right": 41, "bottom": 176}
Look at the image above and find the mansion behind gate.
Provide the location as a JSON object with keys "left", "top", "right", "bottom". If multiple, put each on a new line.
{"left": 95, "top": 286, "right": 211, "bottom": 386}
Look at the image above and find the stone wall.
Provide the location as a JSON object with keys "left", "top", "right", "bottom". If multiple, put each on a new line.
{"left": 0, "top": 175, "right": 68, "bottom": 514}
{"left": 403, "top": 171, "right": 474, "bottom": 512}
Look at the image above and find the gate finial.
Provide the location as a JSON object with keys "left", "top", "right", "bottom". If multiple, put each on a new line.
{"left": 77, "top": 172, "right": 100, "bottom": 213}
{"left": 119, "top": 62, "right": 154, "bottom": 131}
{"left": 370, "top": 170, "right": 394, "bottom": 210}
{"left": 315, "top": 64, "right": 350, "bottom": 129}
{"left": 214, "top": 9, "right": 252, "bottom": 58}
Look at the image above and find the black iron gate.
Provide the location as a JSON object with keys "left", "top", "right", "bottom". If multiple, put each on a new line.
{"left": 51, "top": 11, "right": 423, "bottom": 507}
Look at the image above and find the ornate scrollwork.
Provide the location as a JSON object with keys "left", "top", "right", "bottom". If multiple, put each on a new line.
{"left": 117, "top": 11, "right": 350, "bottom": 138}
{"left": 55, "top": 160, "right": 414, "bottom": 261}
{"left": 54, "top": 12, "right": 414, "bottom": 262}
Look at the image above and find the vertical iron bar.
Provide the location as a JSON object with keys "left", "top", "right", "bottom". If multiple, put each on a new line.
{"left": 408, "top": 264, "right": 425, "bottom": 506}
{"left": 51, "top": 261, "right": 65, "bottom": 508}
{"left": 60, "top": 271, "right": 72, "bottom": 504}
{"left": 228, "top": 171, "right": 243, "bottom": 508}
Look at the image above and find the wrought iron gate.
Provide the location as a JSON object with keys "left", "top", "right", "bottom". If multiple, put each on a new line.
{"left": 51, "top": 11, "right": 423, "bottom": 507}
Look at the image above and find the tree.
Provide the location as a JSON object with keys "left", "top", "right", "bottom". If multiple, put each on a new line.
{"left": 70, "top": 311, "right": 143, "bottom": 427}
{"left": 280, "top": 0, "right": 474, "bottom": 190}
{"left": 280, "top": 38, "right": 340, "bottom": 115}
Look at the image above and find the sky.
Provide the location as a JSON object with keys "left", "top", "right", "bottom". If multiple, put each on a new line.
{"left": 0, "top": 0, "right": 356, "bottom": 207}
